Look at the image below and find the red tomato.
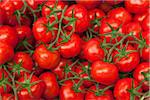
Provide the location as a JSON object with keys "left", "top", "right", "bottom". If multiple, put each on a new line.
{"left": 125, "top": 0, "right": 149, "bottom": 14}
{"left": 17, "top": 74, "right": 45, "bottom": 100}
{"left": 0, "top": 42, "right": 14, "bottom": 65}
{"left": 32, "top": 17, "right": 58, "bottom": 43}
{"left": 42, "top": 1, "right": 66, "bottom": 19}
{"left": 114, "top": 78, "right": 142, "bottom": 100}
{"left": 39, "top": 72, "right": 59, "bottom": 99}
{"left": 1, "top": 93, "right": 14, "bottom": 100}
{"left": 0, "top": 68, "right": 12, "bottom": 94}
{"left": 113, "top": 44, "right": 140, "bottom": 72}
{"left": 63, "top": 4, "right": 89, "bottom": 33}
{"left": 57, "top": 33, "right": 81, "bottom": 58}
{"left": 33, "top": 44, "right": 60, "bottom": 69}
{"left": 60, "top": 80, "right": 84, "bottom": 100}
{"left": 107, "top": 7, "right": 132, "bottom": 24}
{"left": 99, "top": 18, "right": 122, "bottom": 43}
{"left": 82, "top": 38, "right": 104, "bottom": 62}
{"left": 88, "top": 8, "right": 105, "bottom": 32}
{"left": 0, "top": 8, "right": 6, "bottom": 25}
{"left": 133, "top": 62, "right": 150, "bottom": 91}
{"left": 91, "top": 61, "right": 119, "bottom": 85}
{"left": 76, "top": 0, "right": 100, "bottom": 9}
{"left": 85, "top": 85, "right": 114, "bottom": 100}
{"left": 142, "top": 14, "right": 150, "bottom": 31}
{"left": 0, "top": 26, "right": 18, "bottom": 48}
{"left": 133, "top": 12, "right": 148, "bottom": 23}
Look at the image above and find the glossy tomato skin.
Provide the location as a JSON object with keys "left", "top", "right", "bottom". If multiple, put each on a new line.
{"left": 108, "top": 7, "right": 132, "bottom": 24}
{"left": 1, "top": 93, "right": 15, "bottom": 100}
{"left": 76, "top": 0, "right": 100, "bottom": 9}
{"left": 42, "top": 1, "right": 66, "bottom": 19}
{"left": 39, "top": 72, "right": 59, "bottom": 99}
{"left": 142, "top": 15, "right": 150, "bottom": 31}
{"left": 133, "top": 12, "right": 148, "bottom": 23}
{"left": 0, "top": 68, "right": 12, "bottom": 94}
{"left": 85, "top": 85, "right": 114, "bottom": 100}
{"left": 91, "top": 61, "right": 119, "bottom": 85}
{"left": 32, "top": 17, "right": 58, "bottom": 43}
{"left": 88, "top": 8, "right": 105, "bottom": 32}
{"left": 0, "top": 42, "right": 14, "bottom": 65}
{"left": 0, "top": 26, "right": 18, "bottom": 48}
{"left": 57, "top": 33, "right": 81, "bottom": 58}
{"left": 59, "top": 80, "right": 84, "bottom": 100}
{"left": 33, "top": 44, "right": 60, "bottom": 69}
{"left": 114, "top": 78, "right": 142, "bottom": 100}
{"left": 82, "top": 38, "right": 104, "bottom": 63}
{"left": 125, "top": 0, "right": 149, "bottom": 14}
{"left": 133, "top": 62, "right": 150, "bottom": 91}
{"left": 17, "top": 74, "right": 45, "bottom": 100}
{"left": 113, "top": 44, "right": 140, "bottom": 72}
{"left": 63, "top": 4, "right": 89, "bottom": 33}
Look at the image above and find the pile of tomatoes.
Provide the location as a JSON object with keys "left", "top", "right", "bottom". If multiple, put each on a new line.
{"left": 0, "top": 0, "right": 149, "bottom": 100}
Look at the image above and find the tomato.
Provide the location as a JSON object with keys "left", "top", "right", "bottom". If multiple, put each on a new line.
{"left": 133, "top": 62, "right": 150, "bottom": 91}
{"left": 76, "top": 0, "right": 100, "bottom": 9}
{"left": 17, "top": 74, "right": 45, "bottom": 100}
{"left": 133, "top": 12, "right": 148, "bottom": 23}
{"left": 113, "top": 44, "right": 140, "bottom": 72}
{"left": 99, "top": 18, "right": 122, "bottom": 43}
{"left": 63, "top": 4, "right": 89, "bottom": 33}
{"left": 85, "top": 85, "right": 114, "bottom": 100}
{"left": 26, "top": 0, "right": 42, "bottom": 10}
{"left": 142, "top": 14, "right": 150, "bottom": 31}
{"left": 75, "top": 62, "right": 93, "bottom": 87}
{"left": 42, "top": 1, "right": 66, "bottom": 19}
{"left": 114, "top": 78, "right": 142, "bottom": 100}
{"left": 59, "top": 80, "right": 84, "bottom": 100}
{"left": 1, "top": 93, "right": 14, "bottom": 100}
{"left": 0, "top": 42, "right": 14, "bottom": 65}
{"left": 82, "top": 38, "right": 104, "bottom": 62}
{"left": 0, "top": 8, "right": 6, "bottom": 25}
{"left": 88, "top": 8, "right": 105, "bottom": 32}
{"left": 0, "top": 68, "right": 12, "bottom": 94}
{"left": 39, "top": 72, "right": 59, "bottom": 99}
{"left": 91, "top": 61, "right": 119, "bottom": 85}
{"left": 33, "top": 44, "right": 60, "bottom": 69}
{"left": 57, "top": 33, "right": 81, "bottom": 58}
{"left": 125, "top": 0, "right": 149, "bottom": 14}
{"left": 122, "top": 22, "right": 142, "bottom": 40}
{"left": 0, "top": 26, "right": 18, "bottom": 48}
{"left": 107, "top": 7, "right": 132, "bottom": 24}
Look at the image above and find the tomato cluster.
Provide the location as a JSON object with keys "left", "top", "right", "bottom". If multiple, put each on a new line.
{"left": 0, "top": 0, "right": 149, "bottom": 100}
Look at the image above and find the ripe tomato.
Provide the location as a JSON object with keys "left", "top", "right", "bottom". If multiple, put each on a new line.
{"left": 0, "top": 26, "right": 18, "bottom": 48}
{"left": 114, "top": 78, "right": 142, "bottom": 100}
{"left": 39, "top": 72, "right": 59, "bottom": 99}
{"left": 57, "top": 33, "right": 81, "bottom": 58}
{"left": 60, "top": 80, "right": 84, "bottom": 100}
{"left": 33, "top": 44, "right": 60, "bottom": 69}
{"left": 0, "top": 8, "right": 6, "bottom": 25}
{"left": 107, "top": 7, "right": 132, "bottom": 24}
{"left": 85, "top": 85, "right": 114, "bottom": 100}
{"left": 133, "top": 62, "right": 150, "bottom": 91}
{"left": 125, "top": 0, "right": 149, "bottom": 14}
{"left": 142, "top": 14, "right": 150, "bottom": 31}
{"left": 113, "top": 44, "right": 140, "bottom": 72}
{"left": 0, "top": 68, "right": 12, "bottom": 94}
{"left": 88, "top": 8, "right": 105, "bottom": 32}
{"left": 133, "top": 12, "right": 148, "bottom": 23}
{"left": 82, "top": 38, "right": 104, "bottom": 62}
{"left": 32, "top": 17, "right": 58, "bottom": 43}
{"left": 91, "top": 61, "right": 119, "bottom": 85}
{"left": 0, "top": 42, "right": 14, "bottom": 65}
{"left": 1, "top": 93, "right": 14, "bottom": 100}
{"left": 63, "top": 4, "right": 89, "bottom": 33}
{"left": 17, "top": 74, "right": 45, "bottom": 100}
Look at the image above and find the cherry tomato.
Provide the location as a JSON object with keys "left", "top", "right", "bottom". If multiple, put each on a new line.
{"left": 142, "top": 14, "right": 150, "bottom": 31}
{"left": 133, "top": 12, "right": 148, "bottom": 23}
{"left": 82, "top": 38, "right": 104, "bottom": 62}
{"left": 114, "top": 78, "right": 142, "bottom": 100}
{"left": 1, "top": 93, "right": 14, "bottom": 100}
{"left": 125, "top": 0, "right": 149, "bottom": 14}
{"left": 39, "top": 72, "right": 59, "bottom": 99}
{"left": 133, "top": 62, "right": 150, "bottom": 91}
{"left": 91, "top": 61, "right": 119, "bottom": 85}
{"left": 33, "top": 44, "right": 60, "bottom": 69}
{"left": 60, "top": 80, "right": 84, "bottom": 100}
{"left": 0, "top": 26, "right": 18, "bottom": 48}
{"left": 63, "top": 4, "right": 89, "bottom": 33}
